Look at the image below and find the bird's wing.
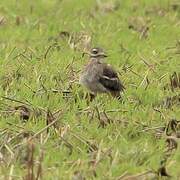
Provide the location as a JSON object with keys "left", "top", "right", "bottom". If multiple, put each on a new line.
{"left": 99, "top": 75, "right": 124, "bottom": 91}
{"left": 99, "top": 63, "right": 125, "bottom": 91}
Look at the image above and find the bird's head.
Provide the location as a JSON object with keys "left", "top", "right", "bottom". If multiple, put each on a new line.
{"left": 90, "top": 47, "right": 107, "bottom": 59}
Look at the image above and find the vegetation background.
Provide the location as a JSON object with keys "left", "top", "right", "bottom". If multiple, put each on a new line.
{"left": 0, "top": 0, "right": 179, "bottom": 179}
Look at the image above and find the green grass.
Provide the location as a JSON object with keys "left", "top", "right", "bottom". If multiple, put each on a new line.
{"left": 0, "top": 0, "right": 180, "bottom": 179}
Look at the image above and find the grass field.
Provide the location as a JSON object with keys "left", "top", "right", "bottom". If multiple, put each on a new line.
{"left": 0, "top": 0, "right": 180, "bottom": 179}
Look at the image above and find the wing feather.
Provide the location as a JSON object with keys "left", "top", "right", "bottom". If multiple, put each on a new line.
{"left": 99, "top": 75, "right": 124, "bottom": 91}
{"left": 98, "top": 63, "right": 125, "bottom": 92}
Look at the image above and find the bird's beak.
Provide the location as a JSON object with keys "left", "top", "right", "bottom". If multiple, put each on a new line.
{"left": 100, "top": 53, "right": 108, "bottom": 58}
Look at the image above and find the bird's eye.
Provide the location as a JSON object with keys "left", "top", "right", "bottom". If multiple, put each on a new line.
{"left": 92, "top": 49, "right": 98, "bottom": 54}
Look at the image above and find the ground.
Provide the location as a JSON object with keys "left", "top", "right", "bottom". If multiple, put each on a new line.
{"left": 0, "top": 0, "right": 180, "bottom": 179}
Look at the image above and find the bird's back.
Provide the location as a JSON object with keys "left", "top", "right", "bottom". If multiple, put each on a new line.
{"left": 99, "top": 62, "right": 125, "bottom": 92}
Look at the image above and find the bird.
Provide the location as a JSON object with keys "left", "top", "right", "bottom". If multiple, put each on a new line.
{"left": 79, "top": 47, "right": 124, "bottom": 101}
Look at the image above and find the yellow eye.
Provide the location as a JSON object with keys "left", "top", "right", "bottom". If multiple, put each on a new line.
{"left": 92, "top": 49, "right": 98, "bottom": 54}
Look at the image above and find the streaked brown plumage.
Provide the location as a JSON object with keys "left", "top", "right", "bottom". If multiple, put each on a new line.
{"left": 79, "top": 47, "right": 124, "bottom": 99}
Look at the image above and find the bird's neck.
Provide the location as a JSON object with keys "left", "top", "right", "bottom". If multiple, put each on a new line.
{"left": 90, "top": 57, "right": 104, "bottom": 63}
